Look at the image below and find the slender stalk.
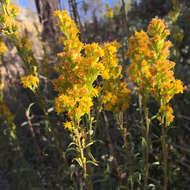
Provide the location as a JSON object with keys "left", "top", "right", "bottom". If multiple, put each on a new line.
{"left": 94, "top": 96, "right": 102, "bottom": 136}
{"left": 74, "top": 122, "right": 88, "bottom": 188}
{"left": 27, "top": 115, "right": 42, "bottom": 161}
{"left": 103, "top": 111, "right": 121, "bottom": 179}
{"left": 139, "top": 94, "right": 150, "bottom": 189}
{"left": 118, "top": 111, "right": 134, "bottom": 190}
{"left": 77, "top": 132, "right": 87, "bottom": 179}
{"left": 143, "top": 104, "right": 150, "bottom": 189}
{"left": 83, "top": 113, "right": 94, "bottom": 190}
{"left": 35, "top": 89, "right": 65, "bottom": 159}
{"left": 161, "top": 122, "right": 168, "bottom": 190}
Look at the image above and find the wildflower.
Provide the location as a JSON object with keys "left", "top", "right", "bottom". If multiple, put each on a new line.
{"left": 64, "top": 121, "right": 73, "bottom": 131}
{"left": 21, "top": 66, "right": 39, "bottom": 92}
{"left": 157, "top": 105, "right": 174, "bottom": 126}
{"left": 104, "top": 2, "right": 114, "bottom": 19}
{"left": 147, "top": 18, "right": 166, "bottom": 36}
{"left": 126, "top": 18, "right": 184, "bottom": 126}
{"left": 102, "top": 79, "right": 131, "bottom": 112}
{"left": 21, "top": 74, "right": 39, "bottom": 92}
{"left": 0, "top": 41, "right": 7, "bottom": 56}
{"left": 53, "top": 9, "right": 131, "bottom": 130}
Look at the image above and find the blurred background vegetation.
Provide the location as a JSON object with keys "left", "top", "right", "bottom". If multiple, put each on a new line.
{"left": 0, "top": 0, "right": 190, "bottom": 189}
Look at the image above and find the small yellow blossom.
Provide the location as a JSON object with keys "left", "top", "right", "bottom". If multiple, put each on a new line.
{"left": 0, "top": 41, "right": 7, "bottom": 56}
{"left": 64, "top": 121, "right": 73, "bottom": 131}
{"left": 126, "top": 18, "right": 184, "bottom": 126}
{"left": 21, "top": 74, "right": 39, "bottom": 92}
{"left": 158, "top": 105, "right": 174, "bottom": 126}
{"left": 104, "top": 2, "right": 114, "bottom": 19}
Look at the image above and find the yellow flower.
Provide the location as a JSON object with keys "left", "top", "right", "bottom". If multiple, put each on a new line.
{"left": 91, "top": 87, "right": 99, "bottom": 97}
{"left": 126, "top": 18, "right": 184, "bottom": 126}
{"left": 158, "top": 105, "right": 174, "bottom": 126}
{"left": 21, "top": 74, "right": 39, "bottom": 92}
{"left": 174, "top": 80, "right": 183, "bottom": 94}
{"left": 53, "top": 9, "right": 131, "bottom": 126}
{"left": 9, "top": 4, "right": 20, "bottom": 16}
{"left": 0, "top": 41, "right": 7, "bottom": 56}
{"left": 0, "top": 101, "right": 14, "bottom": 123}
{"left": 64, "top": 121, "right": 73, "bottom": 131}
{"left": 104, "top": 2, "right": 114, "bottom": 19}
{"left": 147, "top": 18, "right": 166, "bottom": 36}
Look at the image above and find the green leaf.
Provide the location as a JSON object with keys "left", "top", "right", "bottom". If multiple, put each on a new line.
{"left": 73, "top": 158, "right": 83, "bottom": 167}
{"left": 10, "top": 130, "right": 16, "bottom": 139}
{"left": 87, "top": 160, "right": 98, "bottom": 166}
{"left": 148, "top": 184, "right": 156, "bottom": 190}
{"left": 70, "top": 164, "right": 76, "bottom": 179}
{"left": 152, "top": 161, "right": 160, "bottom": 166}
{"left": 85, "top": 140, "right": 96, "bottom": 149}
{"left": 141, "top": 137, "right": 147, "bottom": 151}
{"left": 68, "top": 142, "right": 77, "bottom": 148}
{"left": 25, "top": 103, "right": 35, "bottom": 119}
{"left": 88, "top": 151, "right": 98, "bottom": 164}
{"left": 47, "top": 107, "right": 54, "bottom": 113}
{"left": 66, "top": 147, "right": 79, "bottom": 153}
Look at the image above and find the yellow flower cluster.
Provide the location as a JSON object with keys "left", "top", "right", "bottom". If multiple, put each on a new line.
{"left": 0, "top": 69, "right": 16, "bottom": 133}
{"left": 104, "top": 2, "right": 114, "bottom": 19}
{"left": 53, "top": 10, "right": 131, "bottom": 129}
{"left": 17, "top": 34, "right": 33, "bottom": 54}
{"left": 100, "top": 41, "right": 121, "bottom": 80}
{"left": 126, "top": 18, "right": 183, "bottom": 126}
{"left": 157, "top": 105, "right": 174, "bottom": 127}
{"left": 0, "top": 71, "right": 14, "bottom": 123}
{"left": 64, "top": 121, "right": 73, "bottom": 131}
{"left": 102, "top": 78, "right": 131, "bottom": 112}
{"left": 0, "top": 100, "right": 14, "bottom": 123}
{"left": 99, "top": 41, "right": 131, "bottom": 112}
{"left": 0, "top": 3, "right": 19, "bottom": 37}
{"left": 16, "top": 33, "right": 36, "bottom": 69}
{"left": 53, "top": 10, "right": 104, "bottom": 125}
{"left": 0, "top": 2, "right": 38, "bottom": 92}
{"left": 0, "top": 41, "right": 7, "bottom": 56}
{"left": 19, "top": 34, "right": 39, "bottom": 91}
{"left": 21, "top": 66, "right": 39, "bottom": 92}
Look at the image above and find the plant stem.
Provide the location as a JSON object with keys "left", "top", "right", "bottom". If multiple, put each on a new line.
{"left": 36, "top": 89, "right": 65, "bottom": 159}
{"left": 75, "top": 123, "right": 87, "bottom": 180}
{"left": 118, "top": 111, "right": 134, "bottom": 190}
{"left": 144, "top": 105, "right": 150, "bottom": 189}
{"left": 94, "top": 101, "right": 101, "bottom": 136}
{"left": 86, "top": 113, "right": 94, "bottom": 190}
{"left": 103, "top": 111, "right": 121, "bottom": 179}
{"left": 139, "top": 94, "right": 150, "bottom": 189}
{"left": 161, "top": 124, "right": 168, "bottom": 190}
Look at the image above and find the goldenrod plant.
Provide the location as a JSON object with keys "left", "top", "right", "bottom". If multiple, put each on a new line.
{"left": 0, "top": 0, "right": 186, "bottom": 189}
{"left": 104, "top": 2, "right": 114, "bottom": 19}
{"left": 0, "top": 1, "right": 68, "bottom": 175}
{"left": 126, "top": 18, "right": 183, "bottom": 189}
{"left": 0, "top": 0, "right": 39, "bottom": 84}
{"left": 53, "top": 10, "right": 131, "bottom": 188}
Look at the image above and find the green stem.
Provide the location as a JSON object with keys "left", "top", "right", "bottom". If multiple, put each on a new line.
{"left": 94, "top": 96, "right": 103, "bottom": 136}
{"left": 119, "top": 112, "right": 134, "bottom": 190}
{"left": 161, "top": 123, "right": 168, "bottom": 190}
{"left": 103, "top": 111, "right": 121, "bottom": 179}
{"left": 144, "top": 105, "right": 150, "bottom": 189}
{"left": 36, "top": 89, "right": 65, "bottom": 159}
{"left": 86, "top": 113, "right": 94, "bottom": 190}
{"left": 75, "top": 124, "right": 87, "bottom": 180}
{"left": 139, "top": 94, "right": 150, "bottom": 189}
